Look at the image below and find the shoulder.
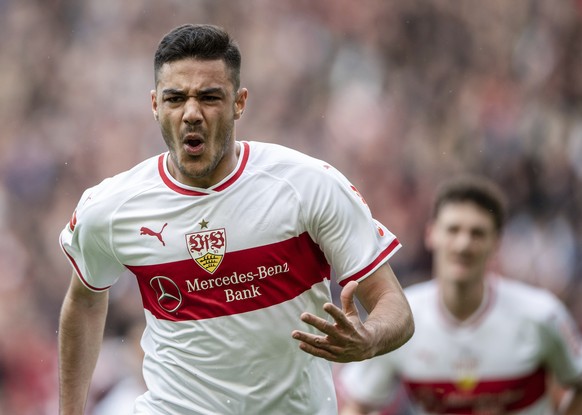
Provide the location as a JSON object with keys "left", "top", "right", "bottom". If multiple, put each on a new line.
{"left": 244, "top": 141, "right": 360, "bottom": 208}
{"left": 245, "top": 141, "right": 339, "bottom": 180}
{"left": 398, "top": 280, "right": 438, "bottom": 324}
{"left": 246, "top": 140, "right": 321, "bottom": 164}
{"left": 494, "top": 276, "right": 566, "bottom": 322}
{"left": 74, "top": 154, "right": 162, "bottom": 225}
{"left": 404, "top": 280, "right": 437, "bottom": 308}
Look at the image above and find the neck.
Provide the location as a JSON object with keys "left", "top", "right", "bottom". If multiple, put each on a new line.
{"left": 439, "top": 278, "right": 486, "bottom": 322}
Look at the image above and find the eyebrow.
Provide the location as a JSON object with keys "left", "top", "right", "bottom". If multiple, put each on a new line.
{"left": 199, "top": 87, "right": 226, "bottom": 96}
{"left": 161, "top": 88, "right": 186, "bottom": 96}
{"left": 161, "top": 87, "right": 226, "bottom": 96}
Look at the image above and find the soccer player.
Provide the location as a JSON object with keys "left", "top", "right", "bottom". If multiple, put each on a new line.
{"left": 338, "top": 175, "right": 582, "bottom": 415}
{"left": 57, "top": 24, "right": 414, "bottom": 414}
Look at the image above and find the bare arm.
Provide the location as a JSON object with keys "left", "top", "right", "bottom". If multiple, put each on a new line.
{"left": 339, "top": 399, "right": 381, "bottom": 415}
{"left": 339, "top": 398, "right": 383, "bottom": 415}
{"left": 292, "top": 262, "right": 414, "bottom": 362}
{"left": 354, "top": 263, "right": 414, "bottom": 356}
{"left": 58, "top": 272, "right": 109, "bottom": 415}
{"left": 560, "top": 387, "right": 582, "bottom": 415}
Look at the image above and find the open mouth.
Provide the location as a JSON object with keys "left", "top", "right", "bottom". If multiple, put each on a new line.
{"left": 183, "top": 135, "right": 204, "bottom": 154}
{"left": 186, "top": 138, "right": 203, "bottom": 148}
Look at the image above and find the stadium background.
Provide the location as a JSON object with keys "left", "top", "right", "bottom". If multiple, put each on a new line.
{"left": 1, "top": 0, "right": 581, "bottom": 413}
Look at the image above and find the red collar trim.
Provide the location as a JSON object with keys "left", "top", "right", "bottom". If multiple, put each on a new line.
{"left": 158, "top": 141, "right": 250, "bottom": 196}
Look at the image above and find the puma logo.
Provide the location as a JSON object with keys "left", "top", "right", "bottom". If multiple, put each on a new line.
{"left": 140, "top": 223, "right": 168, "bottom": 246}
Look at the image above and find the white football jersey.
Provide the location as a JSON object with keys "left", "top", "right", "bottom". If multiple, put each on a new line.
{"left": 60, "top": 141, "right": 401, "bottom": 415}
{"left": 339, "top": 276, "right": 582, "bottom": 415}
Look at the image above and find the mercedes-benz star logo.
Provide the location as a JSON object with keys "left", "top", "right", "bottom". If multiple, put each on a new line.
{"left": 149, "top": 276, "right": 183, "bottom": 313}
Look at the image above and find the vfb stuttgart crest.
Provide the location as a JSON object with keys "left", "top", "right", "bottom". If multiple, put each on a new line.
{"left": 186, "top": 228, "right": 226, "bottom": 274}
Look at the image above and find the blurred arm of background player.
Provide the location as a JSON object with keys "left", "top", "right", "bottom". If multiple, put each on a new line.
{"left": 339, "top": 399, "right": 380, "bottom": 415}
{"left": 558, "top": 385, "right": 582, "bottom": 415}
{"left": 292, "top": 262, "right": 414, "bottom": 363}
{"left": 58, "top": 272, "right": 109, "bottom": 415}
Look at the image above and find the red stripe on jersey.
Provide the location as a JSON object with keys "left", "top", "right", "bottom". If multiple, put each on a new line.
{"left": 214, "top": 141, "right": 250, "bottom": 192}
{"left": 403, "top": 366, "right": 547, "bottom": 414}
{"left": 338, "top": 238, "right": 400, "bottom": 287}
{"left": 69, "top": 210, "right": 77, "bottom": 231}
{"left": 127, "top": 232, "right": 331, "bottom": 321}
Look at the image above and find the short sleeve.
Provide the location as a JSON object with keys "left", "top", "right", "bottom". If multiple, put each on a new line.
{"left": 541, "top": 298, "right": 582, "bottom": 386}
{"left": 59, "top": 186, "right": 126, "bottom": 291}
{"left": 299, "top": 164, "right": 401, "bottom": 286}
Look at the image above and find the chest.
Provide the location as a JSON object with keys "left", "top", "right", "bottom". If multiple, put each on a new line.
{"left": 399, "top": 307, "right": 546, "bottom": 381}
{"left": 108, "top": 178, "right": 331, "bottom": 322}
{"left": 111, "top": 177, "right": 303, "bottom": 266}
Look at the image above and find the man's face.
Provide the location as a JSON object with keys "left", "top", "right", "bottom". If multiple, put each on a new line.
{"left": 151, "top": 58, "right": 247, "bottom": 188}
{"left": 425, "top": 201, "right": 499, "bottom": 285}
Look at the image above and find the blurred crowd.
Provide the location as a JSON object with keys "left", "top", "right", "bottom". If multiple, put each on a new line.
{"left": 1, "top": 0, "right": 581, "bottom": 413}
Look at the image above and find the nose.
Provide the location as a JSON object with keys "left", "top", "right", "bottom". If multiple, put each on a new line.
{"left": 452, "top": 231, "right": 472, "bottom": 252}
{"left": 183, "top": 97, "right": 202, "bottom": 125}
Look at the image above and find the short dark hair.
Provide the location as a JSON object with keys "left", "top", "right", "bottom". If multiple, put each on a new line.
{"left": 154, "top": 24, "right": 241, "bottom": 90}
{"left": 431, "top": 175, "right": 506, "bottom": 232}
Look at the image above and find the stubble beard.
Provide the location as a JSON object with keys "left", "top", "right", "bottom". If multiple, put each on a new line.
{"left": 162, "top": 121, "right": 235, "bottom": 185}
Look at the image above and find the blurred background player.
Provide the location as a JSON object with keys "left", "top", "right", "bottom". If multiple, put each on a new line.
{"left": 338, "top": 175, "right": 582, "bottom": 415}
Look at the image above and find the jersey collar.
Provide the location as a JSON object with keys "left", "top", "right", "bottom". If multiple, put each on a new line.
{"left": 158, "top": 141, "right": 250, "bottom": 196}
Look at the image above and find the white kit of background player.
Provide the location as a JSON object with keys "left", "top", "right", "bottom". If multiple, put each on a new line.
{"left": 339, "top": 275, "right": 582, "bottom": 414}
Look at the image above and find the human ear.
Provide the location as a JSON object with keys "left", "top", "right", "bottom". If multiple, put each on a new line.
{"left": 424, "top": 223, "right": 435, "bottom": 251}
{"left": 151, "top": 90, "right": 159, "bottom": 121}
{"left": 234, "top": 88, "right": 248, "bottom": 120}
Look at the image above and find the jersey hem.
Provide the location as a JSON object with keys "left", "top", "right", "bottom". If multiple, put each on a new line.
{"left": 59, "top": 234, "right": 111, "bottom": 292}
{"left": 339, "top": 238, "right": 401, "bottom": 286}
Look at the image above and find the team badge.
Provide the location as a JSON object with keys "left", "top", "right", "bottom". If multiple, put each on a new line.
{"left": 455, "top": 375, "right": 478, "bottom": 392}
{"left": 186, "top": 228, "right": 226, "bottom": 274}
